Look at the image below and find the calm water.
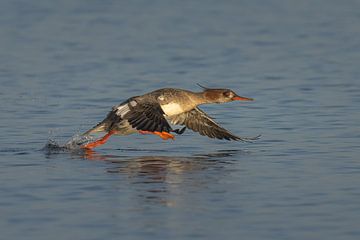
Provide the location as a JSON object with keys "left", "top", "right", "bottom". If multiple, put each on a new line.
{"left": 1, "top": 0, "right": 360, "bottom": 239}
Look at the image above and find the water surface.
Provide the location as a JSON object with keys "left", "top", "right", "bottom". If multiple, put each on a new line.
{"left": 1, "top": 0, "right": 360, "bottom": 239}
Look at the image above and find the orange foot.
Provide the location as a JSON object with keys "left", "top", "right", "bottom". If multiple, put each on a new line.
{"left": 81, "top": 130, "right": 117, "bottom": 149}
{"left": 139, "top": 130, "right": 175, "bottom": 140}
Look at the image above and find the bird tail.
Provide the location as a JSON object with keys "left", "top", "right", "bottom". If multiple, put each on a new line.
{"left": 82, "top": 108, "right": 123, "bottom": 136}
{"left": 82, "top": 120, "right": 109, "bottom": 135}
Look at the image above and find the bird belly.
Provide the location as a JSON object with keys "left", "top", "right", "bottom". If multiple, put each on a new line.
{"left": 160, "top": 102, "right": 184, "bottom": 116}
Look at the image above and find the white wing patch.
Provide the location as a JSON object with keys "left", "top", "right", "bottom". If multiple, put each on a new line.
{"left": 116, "top": 103, "right": 130, "bottom": 117}
{"left": 129, "top": 100, "right": 137, "bottom": 107}
{"left": 161, "top": 102, "right": 184, "bottom": 116}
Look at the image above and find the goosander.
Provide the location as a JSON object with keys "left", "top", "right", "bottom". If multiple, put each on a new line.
{"left": 82, "top": 85, "right": 257, "bottom": 149}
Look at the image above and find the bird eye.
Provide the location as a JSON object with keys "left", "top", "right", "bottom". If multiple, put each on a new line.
{"left": 223, "top": 91, "right": 233, "bottom": 98}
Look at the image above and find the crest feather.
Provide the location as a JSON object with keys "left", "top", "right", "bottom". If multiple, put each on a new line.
{"left": 196, "top": 83, "right": 211, "bottom": 90}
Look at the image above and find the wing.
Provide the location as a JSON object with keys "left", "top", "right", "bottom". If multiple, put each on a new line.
{"left": 169, "top": 107, "right": 249, "bottom": 141}
{"left": 118, "top": 98, "right": 172, "bottom": 133}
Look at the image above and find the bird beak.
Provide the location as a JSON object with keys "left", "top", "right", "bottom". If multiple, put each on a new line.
{"left": 232, "top": 95, "right": 254, "bottom": 101}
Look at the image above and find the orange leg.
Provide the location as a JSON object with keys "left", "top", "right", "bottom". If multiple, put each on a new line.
{"left": 139, "top": 130, "right": 175, "bottom": 140}
{"left": 81, "top": 130, "right": 117, "bottom": 149}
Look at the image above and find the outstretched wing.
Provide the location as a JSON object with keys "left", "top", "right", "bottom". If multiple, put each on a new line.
{"left": 169, "top": 107, "right": 252, "bottom": 141}
{"left": 118, "top": 98, "right": 172, "bottom": 133}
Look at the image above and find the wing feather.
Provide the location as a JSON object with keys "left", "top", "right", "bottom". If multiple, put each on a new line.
{"left": 123, "top": 99, "right": 172, "bottom": 133}
{"left": 170, "top": 107, "right": 246, "bottom": 141}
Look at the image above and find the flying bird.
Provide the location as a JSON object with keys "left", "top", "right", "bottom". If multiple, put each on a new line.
{"left": 81, "top": 85, "right": 258, "bottom": 149}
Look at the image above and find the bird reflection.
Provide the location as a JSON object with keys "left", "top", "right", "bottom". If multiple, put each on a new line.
{"left": 78, "top": 148, "right": 244, "bottom": 206}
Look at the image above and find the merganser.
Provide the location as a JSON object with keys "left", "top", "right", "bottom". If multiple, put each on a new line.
{"left": 81, "top": 85, "right": 257, "bottom": 149}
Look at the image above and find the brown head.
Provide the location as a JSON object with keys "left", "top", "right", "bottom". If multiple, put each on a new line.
{"left": 198, "top": 84, "right": 254, "bottom": 103}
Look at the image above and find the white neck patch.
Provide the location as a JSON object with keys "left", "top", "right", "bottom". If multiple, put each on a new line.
{"left": 161, "top": 102, "right": 184, "bottom": 116}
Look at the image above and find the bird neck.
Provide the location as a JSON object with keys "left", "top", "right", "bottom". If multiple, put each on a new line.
{"left": 192, "top": 91, "right": 216, "bottom": 105}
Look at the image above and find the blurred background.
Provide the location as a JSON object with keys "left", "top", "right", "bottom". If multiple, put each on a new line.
{"left": 0, "top": 0, "right": 359, "bottom": 239}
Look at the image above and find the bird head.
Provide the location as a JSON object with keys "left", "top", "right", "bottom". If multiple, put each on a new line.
{"left": 198, "top": 84, "right": 254, "bottom": 103}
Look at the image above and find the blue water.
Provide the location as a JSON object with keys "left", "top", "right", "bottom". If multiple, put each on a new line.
{"left": 1, "top": 0, "right": 360, "bottom": 239}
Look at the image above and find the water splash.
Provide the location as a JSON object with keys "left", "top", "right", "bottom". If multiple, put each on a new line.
{"left": 44, "top": 134, "right": 95, "bottom": 152}
{"left": 64, "top": 134, "right": 95, "bottom": 149}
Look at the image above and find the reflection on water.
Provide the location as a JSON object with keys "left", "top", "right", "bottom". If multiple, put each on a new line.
{"left": 76, "top": 149, "right": 243, "bottom": 206}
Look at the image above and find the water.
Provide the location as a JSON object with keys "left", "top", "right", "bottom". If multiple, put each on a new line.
{"left": 1, "top": 0, "right": 360, "bottom": 239}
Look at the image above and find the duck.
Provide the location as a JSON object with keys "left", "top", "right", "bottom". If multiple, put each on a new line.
{"left": 81, "top": 84, "right": 258, "bottom": 149}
